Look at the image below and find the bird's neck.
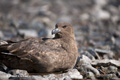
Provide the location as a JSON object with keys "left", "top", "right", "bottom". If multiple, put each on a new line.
{"left": 60, "top": 34, "right": 77, "bottom": 53}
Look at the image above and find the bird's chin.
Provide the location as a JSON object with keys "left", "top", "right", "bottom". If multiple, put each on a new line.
{"left": 55, "top": 34, "right": 62, "bottom": 38}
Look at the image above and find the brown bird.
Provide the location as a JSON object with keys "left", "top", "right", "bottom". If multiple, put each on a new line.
{"left": 0, "top": 22, "right": 78, "bottom": 73}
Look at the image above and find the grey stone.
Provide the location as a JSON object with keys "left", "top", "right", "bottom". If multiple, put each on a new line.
{"left": 0, "top": 64, "right": 8, "bottom": 72}
{"left": 116, "top": 72, "right": 120, "bottom": 78}
{"left": 8, "top": 69, "right": 29, "bottom": 76}
{"left": 18, "top": 29, "right": 38, "bottom": 37}
{"left": 0, "top": 31, "right": 4, "bottom": 38}
{"left": 95, "top": 48, "right": 114, "bottom": 58}
{"left": 108, "top": 66, "right": 118, "bottom": 73}
{"left": 92, "top": 59, "right": 120, "bottom": 67}
{"left": 0, "top": 71, "right": 11, "bottom": 80}
{"left": 66, "top": 69, "right": 83, "bottom": 80}
{"left": 85, "top": 72, "right": 96, "bottom": 80}
{"left": 97, "top": 74, "right": 117, "bottom": 80}
{"left": 32, "top": 76, "right": 48, "bottom": 80}
{"left": 87, "top": 49, "right": 100, "bottom": 59}
{"left": 0, "top": 40, "right": 8, "bottom": 45}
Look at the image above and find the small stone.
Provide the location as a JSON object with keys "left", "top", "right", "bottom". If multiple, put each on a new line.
{"left": 0, "top": 31, "right": 4, "bottom": 38}
{"left": 0, "top": 40, "right": 8, "bottom": 45}
{"left": 43, "top": 74, "right": 55, "bottom": 78}
{"left": 108, "top": 66, "right": 118, "bottom": 73}
{"left": 95, "top": 48, "right": 114, "bottom": 59}
{"left": 92, "top": 59, "right": 120, "bottom": 67}
{"left": 8, "top": 69, "right": 29, "bottom": 76}
{"left": 85, "top": 72, "right": 96, "bottom": 80}
{"left": 79, "top": 13, "right": 90, "bottom": 21}
{"left": 63, "top": 77, "right": 72, "bottom": 80}
{"left": 116, "top": 72, "right": 120, "bottom": 78}
{"left": 18, "top": 29, "right": 38, "bottom": 37}
{"left": 82, "top": 64, "right": 100, "bottom": 75}
{"left": 87, "top": 49, "right": 100, "bottom": 59}
{"left": 0, "top": 71, "right": 11, "bottom": 80}
{"left": 0, "top": 64, "right": 9, "bottom": 72}
{"left": 97, "top": 73, "right": 116, "bottom": 80}
{"left": 9, "top": 76, "right": 33, "bottom": 80}
{"left": 91, "top": 7, "right": 110, "bottom": 20}
{"left": 32, "top": 75, "right": 48, "bottom": 80}
{"left": 67, "top": 69, "right": 83, "bottom": 80}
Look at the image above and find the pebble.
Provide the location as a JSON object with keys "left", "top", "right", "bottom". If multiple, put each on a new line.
{"left": 0, "top": 31, "right": 4, "bottom": 38}
{"left": 67, "top": 69, "right": 83, "bottom": 79}
{"left": 116, "top": 72, "right": 120, "bottom": 78}
{"left": 108, "top": 66, "right": 118, "bottom": 73}
{"left": 8, "top": 69, "right": 29, "bottom": 76}
{"left": 18, "top": 29, "right": 38, "bottom": 37}
{"left": 0, "top": 64, "right": 8, "bottom": 72}
{"left": 85, "top": 72, "right": 96, "bottom": 80}
{"left": 0, "top": 71, "right": 11, "bottom": 80}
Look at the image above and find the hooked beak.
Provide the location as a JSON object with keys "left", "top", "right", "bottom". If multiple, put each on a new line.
{"left": 52, "top": 28, "right": 61, "bottom": 35}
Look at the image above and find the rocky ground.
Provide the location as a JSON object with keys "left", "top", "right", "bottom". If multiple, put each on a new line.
{"left": 0, "top": 0, "right": 120, "bottom": 80}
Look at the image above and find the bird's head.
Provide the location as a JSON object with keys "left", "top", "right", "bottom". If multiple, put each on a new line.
{"left": 52, "top": 22, "right": 74, "bottom": 38}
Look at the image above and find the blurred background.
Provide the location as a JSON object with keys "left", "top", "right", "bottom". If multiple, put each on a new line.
{"left": 0, "top": 0, "right": 120, "bottom": 59}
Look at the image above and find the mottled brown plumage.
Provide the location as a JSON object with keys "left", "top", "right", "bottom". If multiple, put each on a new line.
{"left": 0, "top": 22, "right": 78, "bottom": 73}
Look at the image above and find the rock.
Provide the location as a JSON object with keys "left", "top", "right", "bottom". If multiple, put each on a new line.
{"left": 87, "top": 49, "right": 100, "bottom": 59}
{"left": 79, "top": 55, "right": 92, "bottom": 65}
{"left": 44, "top": 69, "right": 83, "bottom": 80}
{"left": 0, "top": 40, "right": 8, "bottom": 45}
{"left": 56, "top": 16, "right": 72, "bottom": 23}
{"left": 32, "top": 75, "right": 48, "bottom": 80}
{"left": 81, "top": 64, "right": 100, "bottom": 76}
{"left": 43, "top": 74, "right": 56, "bottom": 79}
{"left": 92, "top": 59, "right": 120, "bottom": 67}
{"left": 91, "top": 7, "right": 110, "bottom": 20}
{"left": 79, "top": 13, "right": 90, "bottom": 21}
{"left": 18, "top": 29, "right": 38, "bottom": 37}
{"left": 76, "top": 55, "right": 100, "bottom": 76}
{"left": 85, "top": 72, "right": 96, "bottom": 80}
{"left": 81, "top": 51, "right": 96, "bottom": 60}
{"left": 95, "top": 48, "right": 114, "bottom": 59}
{"left": 95, "top": 49, "right": 114, "bottom": 56}
{"left": 66, "top": 69, "right": 83, "bottom": 80}
{"left": 63, "top": 77, "right": 72, "bottom": 80}
{"left": 108, "top": 66, "right": 118, "bottom": 73}
{"left": 95, "top": 0, "right": 108, "bottom": 7}
{"left": 116, "top": 72, "right": 120, "bottom": 78}
{"left": 0, "top": 64, "right": 9, "bottom": 72}
{"left": 9, "top": 76, "right": 33, "bottom": 80}
{"left": 8, "top": 69, "right": 29, "bottom": 76}
{"left": 0, "top": 31, "right": 4, "bottom": 38}
{"left": 42, "top": 69, "right": 83, "bottom": 80}
{"left": 97, "top": 73, "right": 117, "bottom": 80}
{"left": 0, "top": 71, "right": 11, "bottom": 80}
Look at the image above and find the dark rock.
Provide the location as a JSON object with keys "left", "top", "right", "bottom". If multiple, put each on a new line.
{"left": 116, "top": 72, "right": 120, "bottom": 78}
{"left": 108, "top": 66, "right": 118, "bottom": 73}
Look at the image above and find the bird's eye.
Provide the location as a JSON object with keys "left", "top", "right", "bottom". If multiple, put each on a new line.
{"left": 62, "top": 25, "right": 67, "bottom": 28}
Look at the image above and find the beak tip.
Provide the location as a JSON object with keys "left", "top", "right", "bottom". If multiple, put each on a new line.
{"left": 52, "top": 28, "right": 60, "bottom": 35}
